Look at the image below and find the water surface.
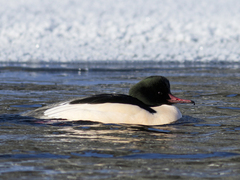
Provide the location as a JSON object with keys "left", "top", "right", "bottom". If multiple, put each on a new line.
{"left": 1, "top": 62, "right": 240, "bottom": 179}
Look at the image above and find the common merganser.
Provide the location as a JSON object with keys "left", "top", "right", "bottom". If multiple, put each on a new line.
{"left": 23, "top": 76, "right": 194, "bottom": 125}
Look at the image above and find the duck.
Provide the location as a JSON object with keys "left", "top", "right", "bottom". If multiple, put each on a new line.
{"left": 23, "top": 76, "right": 195, "bottom": 125}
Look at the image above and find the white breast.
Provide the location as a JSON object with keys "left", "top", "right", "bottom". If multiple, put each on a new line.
{"left": 43, "top": 102, "right": 182, "bottom": 125}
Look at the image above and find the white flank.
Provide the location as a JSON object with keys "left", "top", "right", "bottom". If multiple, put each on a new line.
{"left": 43, "top": 103, "right": 182, "bottom": 125}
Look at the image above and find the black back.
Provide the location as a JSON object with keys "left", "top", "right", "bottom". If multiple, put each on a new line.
{"left": 69, "top": 94, "right": 156, "bottom": 113}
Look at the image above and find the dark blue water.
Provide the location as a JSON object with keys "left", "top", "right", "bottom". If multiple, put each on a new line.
{"left": 1, "top": 61, "right": 240, "bottom": 179}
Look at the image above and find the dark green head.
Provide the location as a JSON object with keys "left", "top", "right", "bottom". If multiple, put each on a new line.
{"left": 129, "top": 76, "right": 194, "bottom": 106}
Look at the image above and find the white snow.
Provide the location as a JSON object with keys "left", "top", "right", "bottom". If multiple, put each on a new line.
{"left": 0, "top": 0, "right": 240, "bottom": 62}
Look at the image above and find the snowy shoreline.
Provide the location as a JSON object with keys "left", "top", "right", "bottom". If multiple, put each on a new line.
{"left": 0, "top": 0, "right": 240, "bottom": 62}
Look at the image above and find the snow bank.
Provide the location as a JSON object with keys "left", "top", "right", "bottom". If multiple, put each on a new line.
{"left": 0, "top": 0, "right": 240, "bottom": 62}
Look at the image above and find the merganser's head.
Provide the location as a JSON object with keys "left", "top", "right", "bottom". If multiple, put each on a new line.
{"left": 129, "top": 76, "right": 195, "bottom": 106}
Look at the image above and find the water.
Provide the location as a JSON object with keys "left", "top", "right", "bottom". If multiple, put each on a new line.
{"left": 1, "top": 61, "right": 240, "bottom": 179}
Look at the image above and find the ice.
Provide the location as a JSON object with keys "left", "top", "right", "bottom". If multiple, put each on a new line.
{"left": 0, "top": 0, "right": 240, "bottom": 62}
